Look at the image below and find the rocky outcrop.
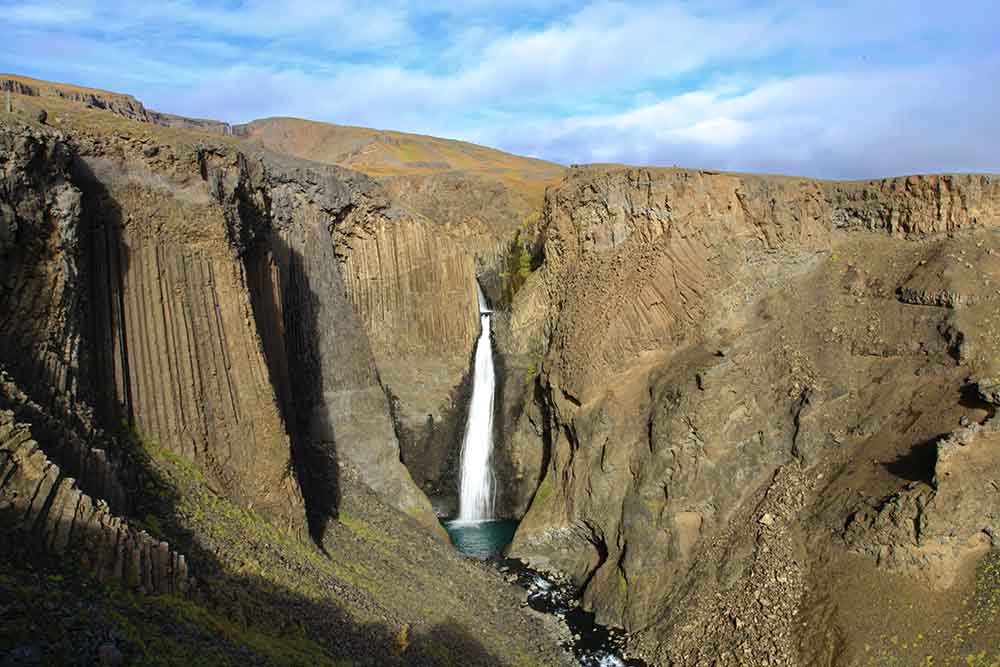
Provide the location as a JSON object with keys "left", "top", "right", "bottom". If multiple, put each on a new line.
{"left": 829, "top": 174, "right": 1000, "bottom": 235}
{"left": 0, "top": 408, "right": 190, "bottom": 594}
{"left": 1, "top": 74, "right": 230, "bottom": 134}
{"left": 845, "top": 416, "right": 999, "bottom": 588}
{"left": 507, "top": 165, "right": 1000, "bottom": 663}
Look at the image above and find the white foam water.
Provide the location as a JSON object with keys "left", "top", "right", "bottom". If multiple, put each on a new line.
{"left": 457, "top": 284, "right": 496, "bottom": 521}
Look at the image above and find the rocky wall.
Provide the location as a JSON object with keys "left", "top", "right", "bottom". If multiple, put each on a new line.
{"left": 0, "top": 408, "right": 190, "bottom": 595}
{"left": 508, "top": 165, "right": 1000, "bottom": 662}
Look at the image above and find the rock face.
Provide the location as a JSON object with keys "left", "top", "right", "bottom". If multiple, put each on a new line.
{"left": 507, "top": 166, "right": 1000, "bottom": 663}
{"left": 339, "top": 215, "right": 480, "bottom": 509}
{"left": 0, "top": 407, "right": 190, "bottom": 595}
{"left": 233, "top": 115, "right": 564, "bottom": 517}
{"left": 266, "top": 198, "right": 440, "bottom": 532}
{"left": 0, "top": 99, "right": 442, "bottom": 575}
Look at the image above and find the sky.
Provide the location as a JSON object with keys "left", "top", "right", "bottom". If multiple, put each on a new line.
{"left": 1, "top": 0, "right": 998, "bottom": 178}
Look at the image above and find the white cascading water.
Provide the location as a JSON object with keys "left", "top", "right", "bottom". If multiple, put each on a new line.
{"left": 457, "top": 284, "right": 496, "bottom": 522}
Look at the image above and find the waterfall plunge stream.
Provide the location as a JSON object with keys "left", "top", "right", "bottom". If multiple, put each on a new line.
{"left": 444, "top": 285, "right": 646, "bottom": 667}
{"left": 457, "top": 284, "right": 496, "bottom": 522}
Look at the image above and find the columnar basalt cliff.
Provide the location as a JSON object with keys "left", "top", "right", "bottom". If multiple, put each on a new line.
{"left": 0, "top": 407, "right": 190, "bottom": 595}
{"left": 508, "top": 166, "right": 1000, "bottom": 665}
{"left": 0, "top": 86, "right": 576, "bottom": 666}
{"left": 338, "top": 216, "right": 480, "bottom": 505}
{"left": 5, "top": 110, "right": 448, "bottom": 533}
{"left": 233, "top": 115, "right": 565, "bottom": 516}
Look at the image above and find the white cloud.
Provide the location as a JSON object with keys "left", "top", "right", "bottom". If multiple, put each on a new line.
{"left": 492, "top": 59, "right": 1000, "bottom": 178}
{"left": 1, "top": 0, "right": 997, "bottom": 177}
{"left": 5, "top": 3, "right": 93, "bottom": 25}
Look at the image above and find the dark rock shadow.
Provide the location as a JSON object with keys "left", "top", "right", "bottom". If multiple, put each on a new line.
{"left": 73, "top": 156, "right": 136, "bottom": 431}
{"left": 883, "top": 435, "right": 942, "bottom": 484}
{"left": 0, "top": 155, "right": 125, "bottom": 444}
{"left": 0, "top": 157, "right": 144, "bottom": 520}
{"left": 395, "top": 338, "right": 476, "bottom": 520}
{"left": 960, "top": 382, "right": 995, "bottom": 414}
{"left": 245, "top": 230, "right": 341, "bottom": 546}
{"left": 491, "top": 340, "right": 514, "bottom": 517}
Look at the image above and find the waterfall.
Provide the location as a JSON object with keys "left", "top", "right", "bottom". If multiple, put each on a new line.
{"left": 457, "top": 284, "right": 496, "bottom": 522}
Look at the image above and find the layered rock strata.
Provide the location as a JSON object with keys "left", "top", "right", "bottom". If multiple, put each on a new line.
{"left": 1, "top": 74, "right": 230, "bottom": 133}
{"left": 508, "top": 166, "right": 1000, "bottom": 663}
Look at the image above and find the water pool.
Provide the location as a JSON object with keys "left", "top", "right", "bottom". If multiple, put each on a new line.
{"left": 442, "top": 519, "right": 518, "bottom": 560}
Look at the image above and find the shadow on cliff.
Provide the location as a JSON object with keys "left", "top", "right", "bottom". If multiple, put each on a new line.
{"left": 392, "top": 358, "right": 472, "bottom": 519}
{"left": 245, "top": 231, "right": 341, "bottom": 545}
{"left": 68, "top": 156, "right": 143, "bottom": 437}
{"left": 0, "top": 158, "right": 145, "bottom": 521}
{"left": 0, "top": 156, "right": 131, "bottom": 445}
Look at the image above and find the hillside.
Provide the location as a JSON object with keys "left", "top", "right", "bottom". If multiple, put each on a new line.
{"left": 234, "top": 117, "right": 563, "bottom": 199}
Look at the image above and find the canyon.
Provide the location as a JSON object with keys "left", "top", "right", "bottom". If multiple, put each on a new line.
{"left": 1, "top": 73, "right": 999, "bottom": 667}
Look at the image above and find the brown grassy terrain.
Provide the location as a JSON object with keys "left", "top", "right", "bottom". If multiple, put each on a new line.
{"left": 235, "top": 117, "right": 564, "bottom": 206}
{"left": 1, "top": 72, "right": 140, "bottom": 99}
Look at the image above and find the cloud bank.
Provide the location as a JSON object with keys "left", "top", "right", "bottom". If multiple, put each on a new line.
{"left": 1, "top": 0, "right": 997, "bottom": 178}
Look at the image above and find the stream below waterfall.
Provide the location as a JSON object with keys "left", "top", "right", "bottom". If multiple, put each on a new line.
{"left": 447, "top": 284, "right": 644, "bottom": 665}
{"left": 443, "top": 520, "right": 647, "bottom": 667}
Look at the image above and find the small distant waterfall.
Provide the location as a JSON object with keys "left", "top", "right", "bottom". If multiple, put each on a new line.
{"left": 457, "top": 283, "right": 496, "bottom": 522}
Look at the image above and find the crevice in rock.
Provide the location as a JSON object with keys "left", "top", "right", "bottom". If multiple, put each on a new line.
{"left": 883, "top": 435, "right": 941, "bottom": 484}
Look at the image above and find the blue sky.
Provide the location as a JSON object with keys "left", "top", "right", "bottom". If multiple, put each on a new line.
{"left": 1, "top": 0, "right": 998, "bottom": 178}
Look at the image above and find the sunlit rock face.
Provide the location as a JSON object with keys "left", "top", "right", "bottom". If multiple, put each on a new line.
{"left": 507, "top": 165, "right": 1000, "bottom": 664}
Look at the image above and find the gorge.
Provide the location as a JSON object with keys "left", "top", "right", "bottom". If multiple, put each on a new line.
{"left": 1, "top": 74, "right": 999, "bottom": 667}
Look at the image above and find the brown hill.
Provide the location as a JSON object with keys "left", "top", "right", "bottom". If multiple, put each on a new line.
{"left": 233, "top": 117, "right": 564, "bottom": 202}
